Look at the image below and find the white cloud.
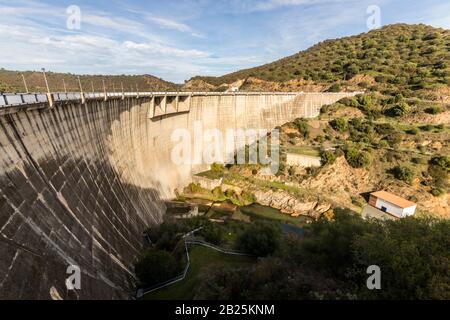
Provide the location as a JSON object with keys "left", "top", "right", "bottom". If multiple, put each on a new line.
{"left": 422, "top": 2, "right": 450, "bottom": 29}
{"left": 146, "top": 16, "right": 192, "bottom": 33}
{"left": 228, "top": 0, "right": 349, "bottom": 12}
{"left": 123, "top": 41, "right": 210, "bottom": 58}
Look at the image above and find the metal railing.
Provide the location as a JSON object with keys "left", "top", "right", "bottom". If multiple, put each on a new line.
{"left": 0, "top": 91, "right": 364, "bottom": 109}
{"left": 136, "top": 230, "right": 252, "bottom": 299}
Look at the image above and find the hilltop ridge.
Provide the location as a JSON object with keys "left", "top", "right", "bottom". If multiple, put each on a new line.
{"left": 187, "top": 24, "right": 450, "bottom": 98}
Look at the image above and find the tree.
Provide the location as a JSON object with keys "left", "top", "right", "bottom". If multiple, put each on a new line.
{"left": 392, "top": 165, "right": 414, "bottom": 183}
{"left": 327, "top": 84, "right": 341, "bottom": 92}
{"left": 235, "top": 222, "right": 281, "bottom": 257}
{"left": 425, "top": 106, "right": 442, "bottom": 115}
{"left": 135, "top": 249, "right": 178, "bottom": 286}
{"left": 429, "top": 156, "right": 450, "bottom": 171}
{"left": 329, "top": 118, "right": 348, "bottom": 132}
{"left": 344, "top": 147, "right": 372, "bottom": 168}
{"left": 0, "top": 81, "right": 9, "bottom": 92}
{"left": 385, "top": 102, "right": 409, "bottom": 117}
{"left": 211, "top": 162, "right": 225, "bottom": 173}
{"left": 293, "top": 118, "right": 310, "bottom": 138}
{"left": 321, "top": 151, "right": 336, "bottom": 166}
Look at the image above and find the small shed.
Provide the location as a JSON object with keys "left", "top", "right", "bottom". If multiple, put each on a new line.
{"left": 368, "top": 191, "right": 417, "bottom": 218}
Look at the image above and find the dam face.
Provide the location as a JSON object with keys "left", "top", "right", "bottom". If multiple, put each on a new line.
{"left": 0, "top": 91, "right": 358, "bottom": 299}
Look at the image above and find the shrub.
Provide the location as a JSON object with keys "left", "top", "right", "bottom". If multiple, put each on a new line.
{"left": 235, "top": 222, "right": 281, "bottom": 257}
{"left": 321, "top": 151, "right": 336, "bottom": 166}
{"left": 386, "top": 132, "right": 403, "bottom": 147}
{"left": 135, "top": 249, "right": 178, "bottom": 286}
{"left": 405, "top": 127, "right": 419, "bottom": 135}
{"left": 345, "top": 147, "right": 372, "bottom": 168}
{"left": 0, "top": 81, "right": 9, "bottom": 92}
{"left": 425, "top": 106, "right": 442, "bottom": 114}
{"left": 212, "top": 186, "right": 226, "bottom": 200}
{"left": 327, "top": 84, "right": 341, "bottom": 92}
{"left": 385, "top": 102, "right": 409, "bottom": 117}
{"left": 146, "top": 222, "right": 184, "bottom": 251}
{"left": 412, "top": 157, "right": 427, "bottom": 165}
{"left": 357, "top": 95, "right": 373, "bottom": 108}
{"left": 430, "top": 188, "right": 446, "bottom": 197}
{"left": 185, "top": 182, "right": 203, "bottom": 194}
{"left": 211, "top": 162, "right": 225, "bottom": 173}
{"left": 241, "top": 191, "right": 256, "bottom": 205}
{"left": 375, "top": 123, "right": 396, "bottom": 135}
{"left": 378, "top": 140, "right": 389, "bottom": 149}
{"left": 429, "top": 156, "right": 450, "bottom": 171}
{"left": 329, "top": 118, "right": 348, "bottom": 132}
{"left": 293, "top": 118, "right": 310, "bottom": 138}
{"left": 392, "top": 165, "right": 414, "bottom": 183}
{"left": 420, "top": 124, "right": 434, "bottom": 132}
{"left": 288, "top": 166, "right": 296, "bottom": 176}
{"left": 199, "top": 223, "right": 223, "bottom": 245}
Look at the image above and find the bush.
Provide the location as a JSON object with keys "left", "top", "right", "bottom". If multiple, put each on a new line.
{"left": 241, "top": 191, "right": 256, "bottom": 205}
{"left": 375, "top": 123, "right": 396, "bottom": 135}
{"left": 425, "top": 106, "right": 442, "bottom": 114}
{"left": 185, "top": 183, "right": 203, "bottom": 194}
{"left": 0, "top": 81, "right": 9, "bottom": 92}
{"left": 288, "top": 166, "right": 296, "bottom": 176}
{"left": 429, "top": 156, "right": 450, "bottom": 171}
{"left": 146, "top": 220, "right": 188, "bottom": 251}
{"left": 345, "top": 147, "right": 372, "bottom": 168}
{"left": 378, "top": 140, "right": 389, "bottom": 149}
{"left": 412, "top": 157, "right": 427, "bottom": 165}
{"left": 430, "top": 188, "right": 446, "bottom": 197}
{"left": 321, "top": 151, "right": 336, "bottom": 166}
{"left": 135, "top": 249, "right": 178, "bottom": 286}
{"left": 385, "top": 102, "right": 409, "bottom": 117}
{"left": 392, "top": 165, "right": 414, "bottom": 183}
{"left": 329, "top": 118, "right": 348, "bottom": 132}
{"left": 293, "top": 118, "right": 310, "bottom": 138}
{"left": 405, "top": 127, "right": 419, "bottom": 135}
{"left": 211, "top": 162, "right": 225, "bottom": 173}
{"left": 199, "top": 223, "right": 223, "bottom": 245}
{"left": 212, "top": 186, "right": 226, "bottom": 200}
{"left": 386, "top": 132, "right": 403, "bottom": 147}
{"left": 235, "top": 222, "right": 281, "bottom": 257}
{"left": 327, "top": 84, "right": 341, "bottom": 92}
{"left": 420, "top": 125, "right": 434, "bottom": 132}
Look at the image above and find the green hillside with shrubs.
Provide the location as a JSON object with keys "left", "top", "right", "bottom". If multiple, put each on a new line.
{"left": 190, "top": 24, "right": 449, "bottom": 97}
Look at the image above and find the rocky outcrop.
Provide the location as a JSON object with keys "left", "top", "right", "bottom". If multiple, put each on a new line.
{"left": 253, "top": 189, "right": 331, "bottom": 219}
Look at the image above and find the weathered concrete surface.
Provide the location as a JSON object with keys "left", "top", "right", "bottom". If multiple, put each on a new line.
{"left": 286, "top": 153, "right": 322, "bottom": 167}
{"left": 0, "top": 91, "right": 357, "bottom": 299}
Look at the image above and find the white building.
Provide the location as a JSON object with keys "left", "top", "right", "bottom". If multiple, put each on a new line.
{"left": 368, "top": 191, "right": 417, "bottom": 219}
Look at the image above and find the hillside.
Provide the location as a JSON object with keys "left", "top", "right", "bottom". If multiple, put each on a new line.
{"left": 0, "top": 69, "right": 179, "bottom": 93}
{"left": 188, "top": 24, "right": 450, "bottom": 98}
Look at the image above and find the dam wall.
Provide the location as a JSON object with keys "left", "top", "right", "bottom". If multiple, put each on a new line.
{"left": 0, "top": 91, "right": 358, "bottom": 299}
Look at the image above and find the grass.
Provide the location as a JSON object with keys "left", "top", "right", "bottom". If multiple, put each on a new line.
{"left": 195, "top": 170, "right": 224, "bottom": 180}
{"left": 144, "top": 246, "right": 254, "bottom": 300}
{"left": 283, "top": 145, "right": 321, "bottom": 157}
{"left": 240, "top": 204, "right": 311, "bottom": 227}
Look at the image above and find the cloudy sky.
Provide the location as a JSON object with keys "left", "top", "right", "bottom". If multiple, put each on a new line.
{"left": 0, "top": 0, "right": 448, "bottom": 83}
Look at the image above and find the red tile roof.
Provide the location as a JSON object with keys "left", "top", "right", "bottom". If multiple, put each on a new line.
{"left": 370, "top": 191, "right": 416, "bottom": 209}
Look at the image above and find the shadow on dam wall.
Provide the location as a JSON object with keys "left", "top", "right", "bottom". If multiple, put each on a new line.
{"left": 0, "top": 92, "right": 358, "bottom": 299}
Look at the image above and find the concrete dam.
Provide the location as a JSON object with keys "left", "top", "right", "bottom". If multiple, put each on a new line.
{"left": 0, "top": 90, "right": 358, "bottom": 299}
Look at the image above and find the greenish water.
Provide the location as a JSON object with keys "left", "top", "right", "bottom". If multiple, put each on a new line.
{"left": 239, "top": 203, "right": 311, "bottom": 227}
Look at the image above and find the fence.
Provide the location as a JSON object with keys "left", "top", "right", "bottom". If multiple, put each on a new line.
{"left": 136, "top": 229, "right": 251, "bottom": 298}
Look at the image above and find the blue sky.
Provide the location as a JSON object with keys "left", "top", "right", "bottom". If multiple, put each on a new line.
{"left": 0, "top": 0, "right": 448, "bottom": 83}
